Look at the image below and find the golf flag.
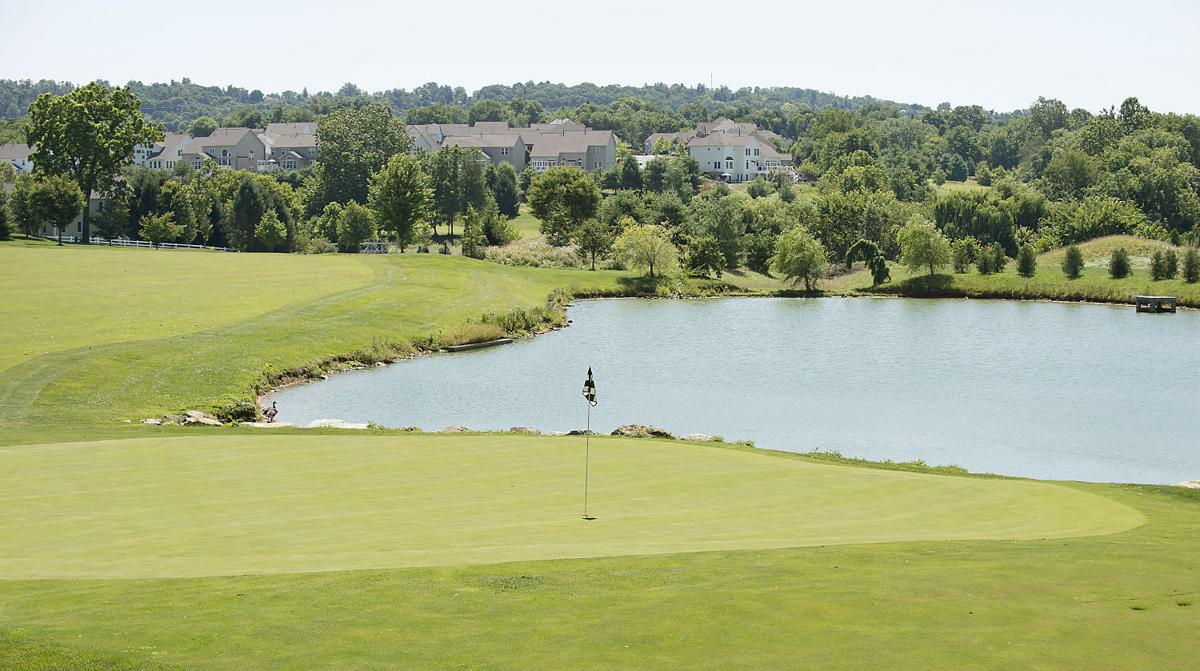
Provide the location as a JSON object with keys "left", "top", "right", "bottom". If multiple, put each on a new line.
{"left": 582, "top": 367, "right": 597, "bottom": 406}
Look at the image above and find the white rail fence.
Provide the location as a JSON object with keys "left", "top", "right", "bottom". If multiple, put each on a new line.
{"left": 53, "top": 236, "right": 231, "bottom": 251}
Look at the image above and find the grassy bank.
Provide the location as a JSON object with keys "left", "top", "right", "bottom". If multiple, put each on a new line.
{"left": 830, "top": 235, "right": 1200, "bottom": 305}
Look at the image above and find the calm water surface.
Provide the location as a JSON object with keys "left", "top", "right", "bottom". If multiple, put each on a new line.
{"left": 273, "top": 298, "right": 1199, "bottom": 483}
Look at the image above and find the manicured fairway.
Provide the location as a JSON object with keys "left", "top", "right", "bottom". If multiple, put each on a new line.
{"left": 0, "top": 434, "right": 1140, "bottom": 579}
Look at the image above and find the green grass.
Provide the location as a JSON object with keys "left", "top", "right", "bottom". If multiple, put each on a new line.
{"left": 0, "top": 434, "right": 1140, "bottom": 579}
{"left": 0, "top": 240, "right": 632, "bottom": 429}
{"left": 511, "top": 204, "right": 544, "bottom": 240}
{"left": 0, "top": 432, "right": 1196, "bottom": 669}
{"left": 4, "top": 235, "right": 1200, "bottom": 669}
{"left": 936, "top": 177, "right": 990, "bottom": 193}
{"left": 831, "top": 235, "right": 1200, "bottom": 304}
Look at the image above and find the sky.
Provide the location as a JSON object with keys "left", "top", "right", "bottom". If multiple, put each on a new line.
{"left": 3, "top": 0, "right": 1199, "bottom": 114}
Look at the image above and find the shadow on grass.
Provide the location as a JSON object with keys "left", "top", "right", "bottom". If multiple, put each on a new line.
{"left": 896, "top": 274, "right": 956, "bottom": 297}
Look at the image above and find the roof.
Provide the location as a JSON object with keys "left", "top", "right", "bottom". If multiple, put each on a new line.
{"left": 145, "top": 133, "right": 191, "bottom": 161}
{"left": 0, "top": 143, "right": 32, "bottom": 160}
{"left": 182, "top": 128, "right": 258, "bottom": 153}
{"left": 529, "top": 130, "right": 614, "bottom": 158}
{"left": 263, "top": 122, "right": 317, "bottom": 149}
{"left": 442, "top": 134, "right": 524, "bottom": 149}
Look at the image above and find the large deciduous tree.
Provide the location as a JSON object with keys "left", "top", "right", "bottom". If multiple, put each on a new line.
{"left": 369, "top": 153, "right": 432, "bottom": 250}
{"left": 315, "top": 103, "right": 411, "bottom": 208}
{"left": 527, "top": 167, "right": 601, "bottom": 246}
{"left": 770, "top": 226, "right": 828, "bottom": 292}
{"left": 26, "top": 82, "right": 163, "bottom": 242}
{"left": 897, "top": 215, "right": 952, "bottom": 276}
{"left": 30, "top": 175, "right": 86, "bottom": 245}
{"left": 614, "top": 223, "right": 678, "bottom": 278}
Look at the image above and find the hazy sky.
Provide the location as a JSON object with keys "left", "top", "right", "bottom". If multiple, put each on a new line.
{"left": 3, "top": 0, "right": 1198, "bottom": 114}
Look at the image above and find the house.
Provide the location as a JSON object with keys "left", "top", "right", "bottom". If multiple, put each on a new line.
{"left": 441, "top": 134, "right": 527, "bottom": 172}
{"left": 688, "top": 132, "right": 790, "bottom": 183}
{"left": 178, "top": 128, "right": 266, "bottom": 171}
{"left": 645, "top": 118, "right": 793, "bottom": 182}
{"left": 528, "top": 130, "right": 616, "bottom": 172}
{"left": 408, "top": 120, "right": 617, "bottom": 173}
{"left": 141, "top": 133, "right": 193, "bottom": 171}
{"left": 261, "top": 122, "right": 318, "bottom": 170}
{"left": 0, "top": 143, "right": 33, "bottom": 173}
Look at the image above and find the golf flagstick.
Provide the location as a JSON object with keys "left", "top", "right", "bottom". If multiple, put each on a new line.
{"left": 581, "top": 367, "right": 597, "bottom": 520}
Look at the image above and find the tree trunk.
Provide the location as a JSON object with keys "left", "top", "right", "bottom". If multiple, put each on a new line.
{"left": 57, "top": 227, "right": 63, "bottom": 245}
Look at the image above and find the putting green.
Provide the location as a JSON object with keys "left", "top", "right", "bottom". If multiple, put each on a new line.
{"left": 0, "top": 434, "right": 1142, "bottom": 579}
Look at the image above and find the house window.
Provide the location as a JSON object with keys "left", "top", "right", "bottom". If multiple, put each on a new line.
{"left": 714, "top": 161, "right": 720, "bottom": 169}
{"left": 500, "top": 147, "right": 509, "bottom": 155}
{"left": 726, "top": 160, "right": 733, "bottom": 169}
{"left": 754, "top": 148, "right": 760, "bottom": 156}
{"left": 219, "top": 158, "right": 232, "bottom": 167}
{"left": 221, "top": 149, "right": 229, "bottom": 157}
{"left": 194, "top": 160, "right": 203, "bottom": 169}
{"left": 745, "top": 148, "right": 751, "bottom": 155}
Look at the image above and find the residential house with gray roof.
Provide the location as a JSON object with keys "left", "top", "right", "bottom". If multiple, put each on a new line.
{"left": 0, "top": 143, "right": 33, "bottom": 174}
{"left": 141, "top": 133, "right": 193, "bottom": 171}
{"left": 178, "top": 128, "right": 266, "bottom": 171}
{"left": 262, "top": 122, "right": 318, "bottom": 170}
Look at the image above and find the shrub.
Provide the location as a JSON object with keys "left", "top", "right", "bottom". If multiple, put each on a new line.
{"left": 484, "top": 236, "right": 586, "bottom": 269}
{"left": 1109, "top": 247, "right": 1131, "bottom": 279}
{"left": 1164, "top": 249, "right": 1178, "bottom": 279}
{"left": 303, "top": 236, "right": 337, "bottom": 254}
{"left": 1061, "top": 245, "right": 1084, "bottom": 279}
{"left": 977, "top": 242, "right": 1007, "bottom": 274}
{"left": 951, "top": 238, "right": 977, "bottom": 273}
{"left": 1183, "top": 248, "right": 1200, "bottom": 283}
{"left": 1150, "top": 250, "right": 1167, "bottom": 280}
{"left": 1016, "top": 244, "right": 1037, "bottom": 278}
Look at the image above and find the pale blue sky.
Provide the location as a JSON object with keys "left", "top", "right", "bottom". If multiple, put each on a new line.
{"left": 2, "top": 0, "right": 1198, "bottom": 113}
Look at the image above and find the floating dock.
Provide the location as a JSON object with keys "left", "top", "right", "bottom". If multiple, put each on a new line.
{"left": 1134, "top": 296, "right": 1177, "bottom": 313}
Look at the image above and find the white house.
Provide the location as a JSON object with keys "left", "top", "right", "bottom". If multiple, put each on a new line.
{"left": 141, "top": 133, "right": 193, "bottom": 171}
{"left": 0, "top": 143, "right": 33, "bottom": 174}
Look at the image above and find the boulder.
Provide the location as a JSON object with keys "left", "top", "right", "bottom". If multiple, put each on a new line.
{"left": 682, "top": 433, "right": 715, "bottom": 442}
{"left": 611, "top": 424, "right": 675, "bottom": 440}
{"left": 510, "top": 426, "right": 541, "bottom": 435}
{"left": 305, "top": 419, "right": 369, "bottom": 430}
{"left": 438, "top": 425, "right": 474, "bottom": 433}
{"left": 1174, "top": 480, "right": 1200, "bottom": 489}
{"left": 139, "top": 418, "right": 162, "bottom": 425}
{"left": 399, "top": 426, "right": 422, "bottom": 432}
{"left": 567, "top": 429, "right": 594, "bottom": 436}
{"left": 183, "top": 411, "right": 223, "bottom": 427}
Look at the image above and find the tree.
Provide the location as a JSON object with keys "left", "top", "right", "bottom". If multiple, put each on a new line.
{"left": 576, "top": 219, "right": 615, "bottom": 271}
{"left": 1150, "top": 250, "right": 1167, "bottom": 281}
{"left": 770, "top": 226, "right": 828, "bottom": 292}
{"left": 369, "top": 153, "right": 432, "bottom": 250}
{"left": 315, "top": 202, "right": 343, "bottom": 243}
{"left": 0, "top": 188, "right": 10, "bottom": 240}
{"left": 526, "top": 167, "right": 600, "bottom": 246}
{"left": 1016, "top": 244, "right": 1037, "bottom": 278}
{"left": 187, "top": 116, "right": 218, "bottom": 137}
{"left": 897, "top": 216, "right": 951, "bottom": 276}
{"left": 315, "top": 103, "right": 411, "bottom": 207}
{"left": 951, "top": 238, "right": 977, "bottom": 273}
{"left": 27, "top": 82, "right": 164, "bottom": 242}
{"left": 8, "top": 173, "right": 37, "bottom": 238}
{"left": 618, "top": 155, "right": 642, "bottom": 190}
{"left": 336, "top": 201, "right": 375, "bottom": 252}
{"left": 1109, "top": 247, "right": 1131, "bottom": 279}
{"left": 1183, "top": 247, "right": 1200, "bottom": 283}
{"left": 255, "top": 209, "right": 288, "bottom": 252}
{"left": 30, "top": 174, "right": 86, "bottom": 244}
{"left": 427, "top": 146, "right": 487, "bottom": 236}
{"left": 686, "top": 234, "right": 727, "bottom": 278}
{"left": 1062, "top": 245, "right": 1085, "bottom": 279}
{"left": 614, "top": 224, "right": 678, "bottom": 278}
{"left": 489, "top": 162, "right": 520, "bottom": 219}
{"left": 977, "top": 242, "right": 1007, "bottom": 274}
{"left": 460, "top": 206, "right": 488, "bottom": 259}
{"left": 139, "top": 212, "right": 183, "bottom": 248}
{"left": 1164, "top": 249, "right": 1179, "bottom": 280}
{"left": 846, "top": 238, "right": 890, "bottom": 286}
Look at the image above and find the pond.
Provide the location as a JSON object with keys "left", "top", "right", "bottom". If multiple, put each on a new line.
{"left": 272, "top": 297, "right": 1200, "bottom": 484}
